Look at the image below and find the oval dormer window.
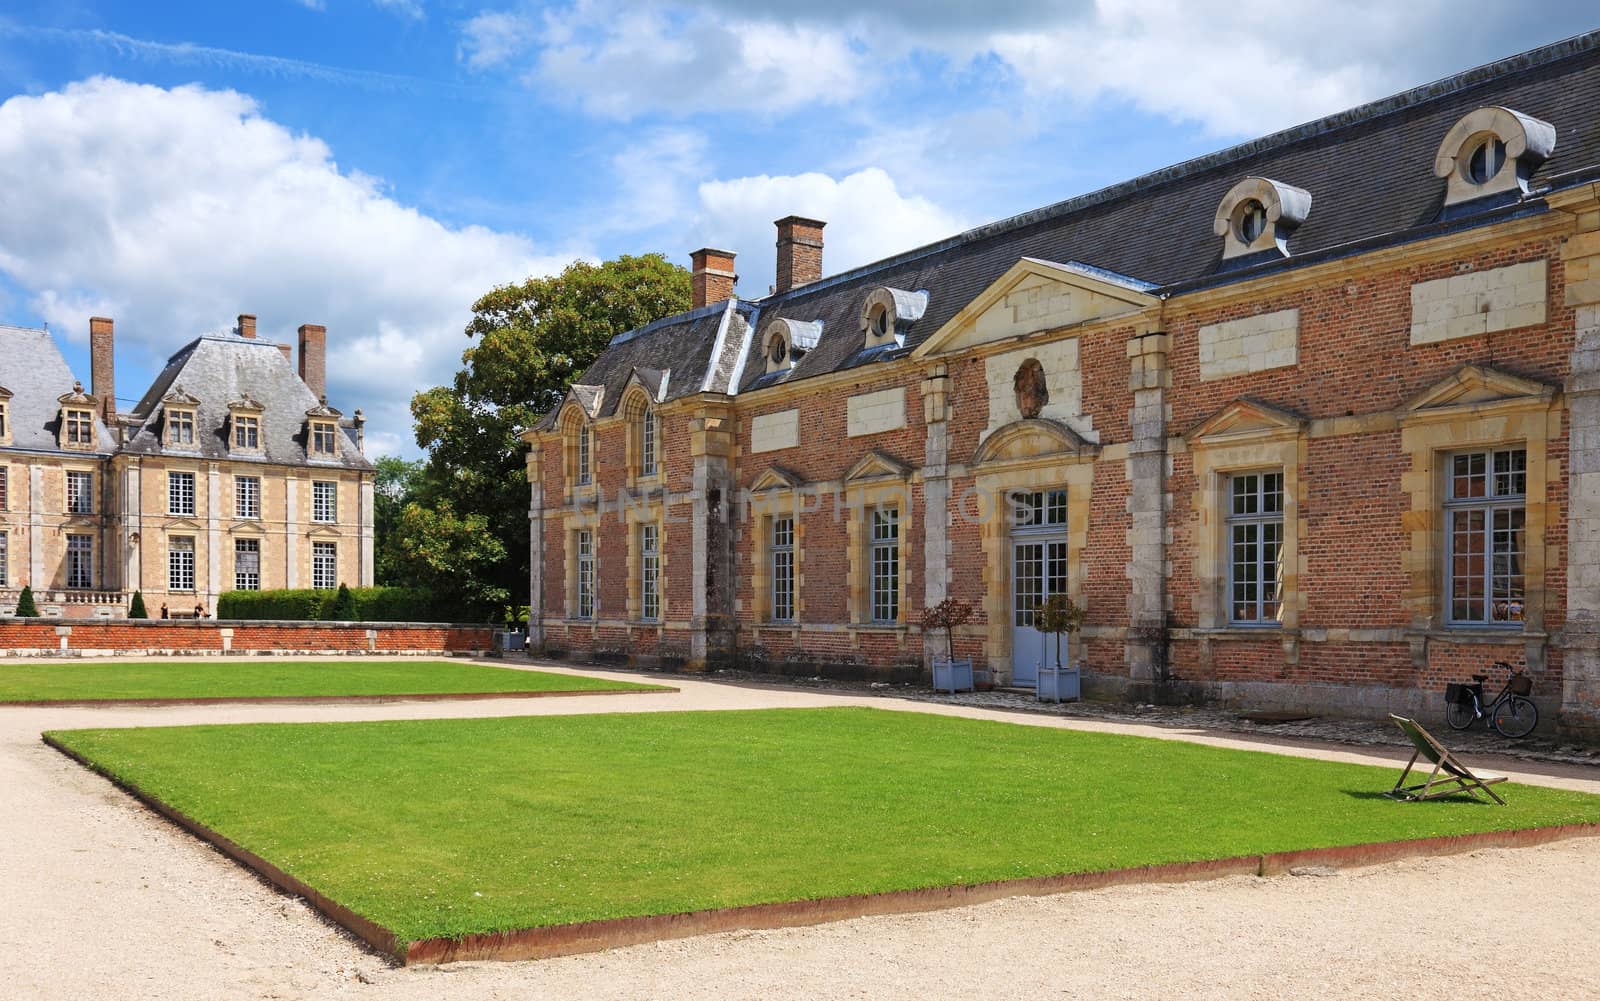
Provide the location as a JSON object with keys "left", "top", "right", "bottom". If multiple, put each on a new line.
{"left": 870, "top": 305, "right": 889, "bottom": 340}
{"left": 1465, "top": 137, "right": 1507, "bottom": 185}
{"left": 769, "top": 335, "right": 788, "bottom": 365}
{"left": 1236, "top": 200, "right": 1268, "bottom": 244}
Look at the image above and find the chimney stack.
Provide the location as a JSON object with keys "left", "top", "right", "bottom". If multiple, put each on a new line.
{"left": 89, "top": 316, "right": 116, "bottom": 423}
{"left": 297, "top": 323, "right": 327, "bottom": 400}
{"left": 690, "top": 248, "right": 737, "bottom": 308}
{"left": 237, "top": 313, "right": 257, "bottom": 339}
{"left": 774, "top": 216, "right": 825, "bottom": 294}
{"left": 277, "top": 343, "right": 293, "bottom": 365}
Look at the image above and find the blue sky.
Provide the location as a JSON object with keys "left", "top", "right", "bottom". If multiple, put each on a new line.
{"left": 0, "top": 3, "right": 1594, "bottom": 457}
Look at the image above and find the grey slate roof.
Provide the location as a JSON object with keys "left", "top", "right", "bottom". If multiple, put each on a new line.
{"left": 0, "top": 322, "right": 116, "bottom": 454}
{"left": 546, "top": 30, "right": 1600, "bottom": 416}
{"left": 123, "top": 334, "right": 373, "bottom": 471}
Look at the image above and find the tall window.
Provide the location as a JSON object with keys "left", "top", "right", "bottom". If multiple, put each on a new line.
{"left": 772, "top": 516, "right": 795, "bottom": 622}
{"left": 234, "top": 415, "right": 260, "bottom": 450}
{"left": 311, "top": 421, "right": 337, "bottom": 456}
{"left": 312, "top": 481, "right": 337, "bottom": 523}
{"left": 1447, "top": 448, "right": 1526, "bottom": 625}
{"left": 0, "top": 401, "right": 9, "bottom": 441}
{"left": 66, "top": 470, "right": 94, "bottom": 515}
{"left": 168, "top": 472, "right": 195, "bottom": 516}
{"left": 870, "top": 507, "right": 900, "bottom": 623}
{"left": 236, "top": 476, "right": 260, "bottom": 519}
{"left": 577, "top": 424, "right": 592, "bottom": 485}
{"left": 66, "top": 534, "right": 93, "bottom": 589}
{"left": 312, "top": 542, "right": 337, "bottom": 590}
{"left": 641, "top": 409, "right": 658, "bottom": 477}
{"left": 167, "top": 410, "right": 195, "bottom": 446}
{"left": 0, "top": 467, "right": 7, "bottom": 510}
{"left": 65, "top": 408, "right": 94, "bottom": 446}
{"left": 168, "top": 537, "right": 195, "bottom": 592}
{"left": 1012, "top": 489, "right": 1068, "bottom": 529}
{"left": 640, "top": 523, "right": 660, "bottom": 621}
{"left": 576, "top": 529, "right": 595, "bottom": 618}
{"left": 235, "top": 538, "right": 261, "bottom": 591}
{"left": 0, "top": 531, "right": 8, "bottom": 587}
{"left": 1228, "top": 472, "right": 1284, "bottom": 624}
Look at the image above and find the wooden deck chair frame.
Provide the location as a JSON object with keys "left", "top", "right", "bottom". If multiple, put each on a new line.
{"left": 1386, "top": 714, "right": 1507, "bottom": 804}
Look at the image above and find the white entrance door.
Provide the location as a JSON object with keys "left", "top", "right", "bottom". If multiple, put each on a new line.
{"left": 1011, "top": 535, "right": 1068, "bottom": 686}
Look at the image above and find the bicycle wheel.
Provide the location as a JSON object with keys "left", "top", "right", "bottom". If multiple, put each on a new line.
{"left": 1445, "top": 699, "right": 1477, "bottom": 730}
{"left": 1492, "top": 695, "right": 1538, "bottom": 738}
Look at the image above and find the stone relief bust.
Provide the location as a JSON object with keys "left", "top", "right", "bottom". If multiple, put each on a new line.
{"left": 1014, "top": 358, "right": 1049, "bottom": 419}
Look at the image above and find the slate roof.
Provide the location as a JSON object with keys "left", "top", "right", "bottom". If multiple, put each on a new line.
{"left": 0, "top": 322, "right": 116, "bottom": 454}
{"left": 123, "top": 334, "right": 373, "bottom": 471}
{"left": 545, "top": 30, "right": 1600, "bottom": 418}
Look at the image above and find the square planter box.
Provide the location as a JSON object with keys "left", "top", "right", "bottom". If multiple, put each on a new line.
{"left": 931, "top": 657, "right": 975, "bottom": 694}
{"left": 1038, "top": 663, "right": 1081, "bottom": 703}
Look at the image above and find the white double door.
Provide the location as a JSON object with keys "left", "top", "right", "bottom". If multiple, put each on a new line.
{"left": 1011, "top": 533, "right": 1069, "bottom": 687}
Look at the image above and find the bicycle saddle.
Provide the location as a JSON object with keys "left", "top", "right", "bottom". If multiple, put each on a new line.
{"left": 1471, "top": 674, "right": 1488, "bottom": 682}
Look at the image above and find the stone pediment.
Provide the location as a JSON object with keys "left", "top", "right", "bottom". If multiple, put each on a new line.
{"left": 750, "top": 465, "right": 804, "bottom": 492}
{"left": 229, "top": 520, "right": 266, "bottom": 535}
{"left": 845, "top": 450, "right": 911, "bottom": 482}
{"left": 306, "top": 523, "right": 341, "bottom": 538}
{"left": 1403, "top": 364, "right": 1556, "bottom": 415}
{"left": 162, "top": 518, "right": 203, "bottom": 533}
{"left": 913, "top": 258, "right": 1158, "bottom": 359}
{"left": 1186, "top": 399, "right": 1307, "bottom": 444}
{"left": 972, "top": 418, "right": 1094, "bottom": 466}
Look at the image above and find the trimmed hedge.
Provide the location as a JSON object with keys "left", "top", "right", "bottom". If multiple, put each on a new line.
{"left": 216, "top": 587, "right": 472, "bottom": 623}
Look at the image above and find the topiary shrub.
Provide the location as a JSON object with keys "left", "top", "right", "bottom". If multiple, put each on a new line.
{"left": 329, "top": 583, "right": 357, "bottom": 621}
{"left": 128, "top": 591, "right": 148, "bottom": 619}
{"left": 15, "top": 585, "right": 39, "bottom": 618}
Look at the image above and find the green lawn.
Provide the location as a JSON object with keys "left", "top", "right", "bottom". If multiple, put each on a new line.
{"left": 47, "top": 707, "right": 1600, "bottom": 947}
{"left": 0, "top": 660, "right": 663, "bottom": 702}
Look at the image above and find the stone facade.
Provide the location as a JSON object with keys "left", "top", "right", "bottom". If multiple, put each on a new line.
{"left": 522, "top": 37, "right": 1600, "bottom": 735}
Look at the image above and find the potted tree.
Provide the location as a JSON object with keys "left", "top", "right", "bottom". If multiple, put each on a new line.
{"left": 1035, "top": 593, "right": 1086, "bottom": 703}
{"left": 921, "top": 597, "right": 975, "bottom": 693}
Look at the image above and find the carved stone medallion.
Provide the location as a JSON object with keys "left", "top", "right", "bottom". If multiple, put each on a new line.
{"left": 1014, "top": 358, "right": 1049, "bottom": 419}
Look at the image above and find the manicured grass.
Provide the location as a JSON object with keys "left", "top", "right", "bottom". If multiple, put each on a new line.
{"left": 48, "top": 707, "right": 1600, "bottom": 945}
{"left": 0, "top": 660, "right": 662, "bottom": 702}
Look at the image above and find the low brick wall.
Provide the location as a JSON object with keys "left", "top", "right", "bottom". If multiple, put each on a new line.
{"left": 0, "top": 619, "right": 493, "bottom": 657}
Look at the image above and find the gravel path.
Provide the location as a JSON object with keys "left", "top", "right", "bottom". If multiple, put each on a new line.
{"left": 4, "top": 657, "right": 1599, "bottom": 999}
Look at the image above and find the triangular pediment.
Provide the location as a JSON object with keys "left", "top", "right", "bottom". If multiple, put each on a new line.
{"left": 623, "top": 368, "right": 669, "bottom": 406}
{"left": 1186, "top": 399, "right": 1307, "bottom": 443}
{"left": 306, "top": 523, "right": 341, "bottom": 538}
{"left": 972, "top": 418, "right": 1094, "bottom": 466}
{"left": 1404, "top": 365, "right": 1556, "bottom": 414}
{"left": 229, "top": 520, "right": 266, "bottom": 535}
{"left": 913, "top": 258, "right": 1159, "bottom": 359}
{"left": 564, "top": 383, "right": 604, "bottom": 420}
{"left": 751, "top": 465, "right": 805, "bottom": 492}
{"left": 845, "top": 450, "right": 911, "bottom": 482}
{"left": 162, "top": 518, "right": 203, "bottom": 533}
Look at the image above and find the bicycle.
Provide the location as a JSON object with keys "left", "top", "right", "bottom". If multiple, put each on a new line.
{"left": 1444, "top": 661, "right": 1538, "bottom": 738}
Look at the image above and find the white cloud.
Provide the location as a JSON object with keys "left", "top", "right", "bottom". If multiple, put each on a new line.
{"left": 0, "top": 78, "right": 572, "bottom": 456}
{"left": 373, "top": 0, "right": 426, "bottom": 20}
{"left": 696, "top": 168, "right": 966, "bottom": 293}
{"left": 528, "top": 1, "right": 871, "bottom": 119}
{"left": 458, "top": 11, "right": 539, "bottom": 69}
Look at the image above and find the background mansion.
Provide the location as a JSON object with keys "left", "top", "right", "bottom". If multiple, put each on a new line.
{"left": 0, "top": 315, "right": 374, "bottom": 618}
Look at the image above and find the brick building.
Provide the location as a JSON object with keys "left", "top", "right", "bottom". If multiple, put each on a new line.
{"left": 521, "top": 35, "right": 1600, "bottom": 735}
{"left": 0, "top": 315, "right": 374, "bottom": 618}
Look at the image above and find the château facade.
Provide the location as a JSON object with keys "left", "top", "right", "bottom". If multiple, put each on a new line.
{"left": 0, "top": 315, "right": 374, "bottom": 618}
{"left": 522, "top": 35, "right": 1600, "bottom": 736}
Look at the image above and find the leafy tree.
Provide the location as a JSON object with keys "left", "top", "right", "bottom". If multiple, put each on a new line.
{"left": 330, "top": 583, "right": 357, "bottom": 620}
{"left": 373, "top": 455, "right": 425, "bottom": 585}
{"left": 15, "top": 585, "right": 38, "bottom": 618}
{"left": 128, "top": 591, "right": 148, "bottom": 619}
{"left": 404, "top": 254, "right": 691, "bottom": 608}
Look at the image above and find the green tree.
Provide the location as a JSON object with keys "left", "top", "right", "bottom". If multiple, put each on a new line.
{"left": 128, "top": 591, "right": 148, "bottom": 619}
{"left": 330, "top": 583, "right": 357, "bottom": 620}
{"left": 15, "top": 585, "right": 38, "bottom": 618}
{"left": 373, "top": 455, "right": 425, "bottom": 585}
{"left": 405, "top": 254, "right": 691, "bottom": 608}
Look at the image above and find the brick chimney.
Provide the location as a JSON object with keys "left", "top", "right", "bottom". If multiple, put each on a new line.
{"left": 297, "top": 323, "right": 327, "bottom": 399}
{"left": 237, "top": 313, "right": 257, "bottom": 339}
{"left": 690, "top": 248, "right": 737, "bottom": 308}
{"left": 89, "top": 316, "right": 115, "bottom": 423}
{"left": 277, "top": 343, "right": 293, "bottom": 365}
{"left": 774, "top": 216, "right": 825, "bottom": 293}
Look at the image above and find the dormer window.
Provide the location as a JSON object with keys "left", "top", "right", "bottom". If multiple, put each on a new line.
{"left": 761, "top": 317, "right": 822, "bottom": 375}
{"left": 160, "top": 384, "right": 201, "bottom": 450}
{"left": 58, "top": 381, "right": 99, "bottom": 451}
{"left": 0, "top": 387, "right": 11, "bottom": 447}
{"left": 641, "top": 408, "right": 658, "bottom": 477}
{"left": 860, "top": 287, "right": 927, "bottom": 350}
{"left": 1433, "top": 106, "right": 1555, "bottom": 212}
{"left": 577, "top": 423, "right": 592, "bottom": 485}
{"left": 1213, "top": 177, "right": 1311, "bottom": 261}
{"left": 305, "top": 397, "right": 343, "bottom": 458}
{"left": 228, "top": 394, "right": 265, "bottom": 452}
{"left": 311, "top": 421, "right": 337, "bottom": 455}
